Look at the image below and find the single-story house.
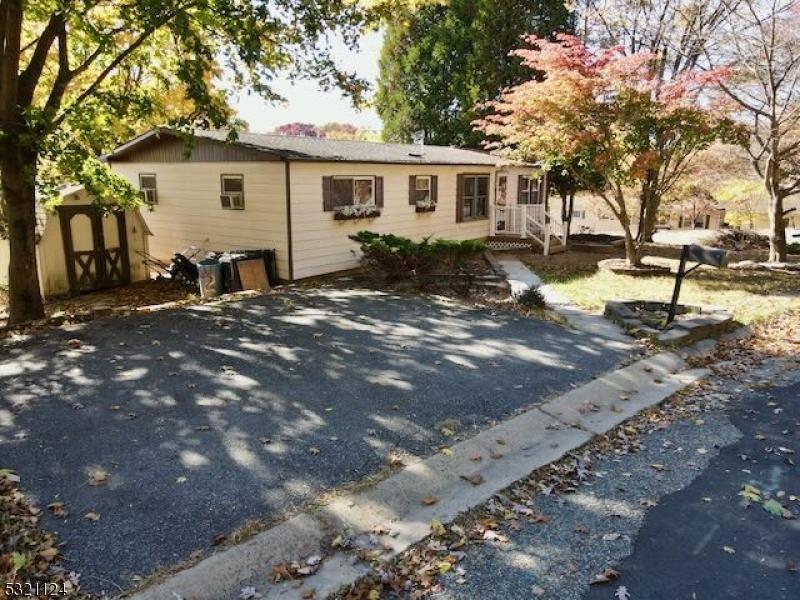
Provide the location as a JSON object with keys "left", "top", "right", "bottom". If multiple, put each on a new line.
{"left": 0, "top": 186, "right": 151, "bottom": 297}
{"left": 104, "top": 128, "right": 565, "bottom": 282}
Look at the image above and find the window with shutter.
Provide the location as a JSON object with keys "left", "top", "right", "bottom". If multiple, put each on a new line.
{"left": 458, "top": 174, "right": 490, "bottom": 221}
{"left": 325, "top": 175, "right": 382, "bottom": 219}
{"left": 410, "top": 175, "right": 436, "bottom": 211}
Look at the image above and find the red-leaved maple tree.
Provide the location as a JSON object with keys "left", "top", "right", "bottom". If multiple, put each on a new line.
{"left": 475, "top": 34, "right": 741, "bottom": 266}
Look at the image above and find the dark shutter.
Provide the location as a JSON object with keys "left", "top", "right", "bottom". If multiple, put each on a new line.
{"left": 375, "top": 176, "right": 384, "bottom": 208}
{"left": 322, "top": 176, "right": 335, "bottom": 211}
{"left": 456, "top": 174, "right": 465, "bottom": 223}
{"left": 409, "top": 176, "right": 417, "bottom": 205}
{"left": 431, "top": 175, "right": 438, "bottom": 205}
{"left": 333, "top": 178, "right": 354, "bottom": 206}
{"left": 518, "top": 175, "right": 527, "bottom": 204}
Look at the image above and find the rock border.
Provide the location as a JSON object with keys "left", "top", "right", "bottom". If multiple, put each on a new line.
{"left": 604, "top": 299, "right": 733, "bottom": 346}
{"left": 597, "top": 258, "right": 672, "bottom": 276}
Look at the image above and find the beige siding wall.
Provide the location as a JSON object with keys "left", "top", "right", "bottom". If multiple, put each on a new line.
{"left": 289, "top": 162, "right": 496, "bottom": 280}
{"left": 111, "top": 162, "right": 290, "bottom": 279}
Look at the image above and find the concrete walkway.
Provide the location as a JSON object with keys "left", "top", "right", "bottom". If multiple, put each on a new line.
{"left": 130, "top": 348, "right": 708, "bottom": 600}
{"left": 494, "top": 255, "right": 631, "bottom": 343}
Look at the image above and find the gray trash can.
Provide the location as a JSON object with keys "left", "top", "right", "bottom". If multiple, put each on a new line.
{"left": 197, "top": 258, "right": 223, "bottom": 299}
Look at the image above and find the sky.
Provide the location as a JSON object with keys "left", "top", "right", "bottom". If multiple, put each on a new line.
{"left": 230, "top": 30, "right": 385, "bottom": 133}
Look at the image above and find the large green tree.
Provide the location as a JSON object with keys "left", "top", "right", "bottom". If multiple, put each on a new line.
{"left": 0, "top": 0, "right": 389, "bottom": 325}
{"left": 376, "top": 0, "right": 574, "bottom": 146}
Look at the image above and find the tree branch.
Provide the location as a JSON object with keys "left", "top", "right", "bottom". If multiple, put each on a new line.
{"left": 18, "top": 13, "right": 64, "bottom": 106}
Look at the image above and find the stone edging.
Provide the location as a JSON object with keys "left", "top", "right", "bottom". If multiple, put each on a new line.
{"left": 605, "top": 299, "right": 733, "bottom": 345}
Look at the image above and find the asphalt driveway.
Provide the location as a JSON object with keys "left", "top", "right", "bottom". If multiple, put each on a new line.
{"left": 0, "top": 288, "right": 636, "bottom": 594}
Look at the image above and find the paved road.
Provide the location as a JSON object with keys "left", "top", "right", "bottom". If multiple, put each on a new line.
{"left": 426, "top": 353, "right": 800, "bottom": 600}
{"left": 0, "top": 289, "right": 635, "bottom": 594}
{"left": 582, "top": 365, "right": 800, "bottom": 600}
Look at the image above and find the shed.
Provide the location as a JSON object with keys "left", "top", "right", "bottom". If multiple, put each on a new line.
{"left": 0, "top": 186, "right": 152, "bottom": 298}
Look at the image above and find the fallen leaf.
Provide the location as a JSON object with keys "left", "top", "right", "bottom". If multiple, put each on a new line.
{"left": 212, "top": 533, "right": 227, "bottom": 546}
{"left": 441, "top": 427, "right": 455, "bottom": 436}
{"left": 740, "top": 484, "right": 762, "bottom": 502}
{"left": 489, "top": 449, "right": 504, "bottom": 460}
{"left": 441, "top": 448, "right": 454, "bottom": 456}
{"left": 176, "top": 475, "right": 188, "bottom": 484}
{"left": 649, "top": 463, "right": 670, "bottom": 472}
{"left": 47, "top": 502, "right": 68, "bottom": 518}
{"left": 723, "top": 546, "right": 736, "bottom": 554}
{"left": 367, "top": 591, "right": 380, "bottom": 600}
{"left": 239, "top": 587, "right": 262, "bottom": 600}
{"left": 589, "top": 568, "right": 620, "bottom": 585}
{"left": 88, "top": 469, "right": 109, "bottom": 486}
{"left": 602, "top": 533, "right": 621, "bottom": 541}
{"left": 84, "top": 512, "right": 101, "bottom": 521}
{"left": 431, "top": 519, "right": 447, "bottom": 537}
{"left": 460, "top": 473, "right": 485, "bottom": 486}
{"left": 270, "top": 563, "right": 295, "bottom": 582}
{"left": 309, "top": 447, "right": 321, "bottom": 456}
{"left": 496, "top": 438, "right": 507, "bottom": 445}
{"left": 300, "top": 589, "right": 316, "bottom": 599}
{"left": 421, "top": 495, "right": 439, "bottom": 506}
{"left": 39, "top": 547, "right": 59, "bottom": 561}
{"left": 763, "top": 499, "right": 795, "bottom": 519}
{"left": 615, "top": 585, "right": 631, "bottom": 600}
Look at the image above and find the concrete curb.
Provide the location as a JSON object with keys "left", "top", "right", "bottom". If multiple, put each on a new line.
{"left": 127, "top": 348, "right": 711, "bottom": 600}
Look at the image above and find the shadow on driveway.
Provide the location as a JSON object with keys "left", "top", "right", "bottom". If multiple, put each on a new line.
{"left": 0, "top": 288, "right": 636, "bottom": 594}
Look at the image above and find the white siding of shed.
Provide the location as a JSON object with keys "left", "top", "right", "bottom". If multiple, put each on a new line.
{"left": 289, "top": 162, "right": 495, "bottom": 280}
{"left": 111, "top": 162, "right": 290, "bottom": 279}
{"left": 35, "top": 190, "right": 151, "bottom": 297}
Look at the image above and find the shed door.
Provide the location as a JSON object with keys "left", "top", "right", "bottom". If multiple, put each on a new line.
{"left": 58, "top": 205, "right": 131, "bottom": 293}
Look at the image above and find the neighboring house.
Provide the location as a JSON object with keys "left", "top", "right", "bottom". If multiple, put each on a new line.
{"left": 568, "top": 193, "right": 727, "bottom": 234}
{"left": 664, "top": 204, "right": 726, "bottom": 230}
{"left": 105, "top": 129, "right": 562, "bottom": 282}
{"left": 0, "top": 186, "right": 151, "bottom": 297}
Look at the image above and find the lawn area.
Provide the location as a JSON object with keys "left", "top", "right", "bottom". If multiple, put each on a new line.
{"left": 520, "top": 245, "right": 800, "bottom": 326}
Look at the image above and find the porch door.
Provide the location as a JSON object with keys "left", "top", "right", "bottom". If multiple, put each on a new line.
{"left": 58, "top": 205, "right": 131, "bottom": 293}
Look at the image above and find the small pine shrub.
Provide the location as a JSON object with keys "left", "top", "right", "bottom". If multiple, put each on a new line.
{"left": 516, "top": 287, "right": 546, "bottom": 309}
{"left": 348, "top": 231, "right": 487, "bottom": 282}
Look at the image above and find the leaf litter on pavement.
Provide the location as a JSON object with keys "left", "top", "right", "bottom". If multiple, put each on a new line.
{"left": 326, "top": 310, "right": 800, "bottom": 599}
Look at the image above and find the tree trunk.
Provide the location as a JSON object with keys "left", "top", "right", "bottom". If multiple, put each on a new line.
{"left": 565, "top": 190, "right": 575, "bottom": 239}
{"left": 767, "top": 189, "right": 787, "bottom": 262}
{"left": 0, "top": 132, "right": 45, "bottom": 324}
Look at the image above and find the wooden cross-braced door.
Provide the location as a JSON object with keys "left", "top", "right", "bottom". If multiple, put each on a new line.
{"left": 58, "top": 205, "right": 131, "bottom": 294}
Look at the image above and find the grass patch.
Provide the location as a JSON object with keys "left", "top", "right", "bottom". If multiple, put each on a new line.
{"left": 521, "top": 248, "right": 800, "bottom": 326}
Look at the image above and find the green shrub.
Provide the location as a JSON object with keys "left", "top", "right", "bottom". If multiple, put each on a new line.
{"left": 516, "top": 287, "right": 546, "bottom": 309}
{"left": 348, "top": 231, "right": 487, "bottom": 282}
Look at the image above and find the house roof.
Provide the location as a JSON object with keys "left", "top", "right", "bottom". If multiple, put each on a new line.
{"left": 105, "top": 128, "right": 518, "bottom": 167}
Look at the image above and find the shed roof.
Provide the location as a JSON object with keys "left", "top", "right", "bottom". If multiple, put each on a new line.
{"left": 105, "top": 128, "right": 519, "bottom": 167}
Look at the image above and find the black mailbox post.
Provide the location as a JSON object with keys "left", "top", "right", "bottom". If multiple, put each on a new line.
{"left": 665, "top": 244, "right": 728, "bottom": 326}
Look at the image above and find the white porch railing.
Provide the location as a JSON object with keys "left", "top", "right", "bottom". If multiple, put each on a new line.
{"left": 490, "top": 204, "right": 567, "bottom": 255}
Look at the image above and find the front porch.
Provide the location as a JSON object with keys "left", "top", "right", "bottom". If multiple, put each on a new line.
{"left": 488, "top": 204, "right": 568, "bottom": 255}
